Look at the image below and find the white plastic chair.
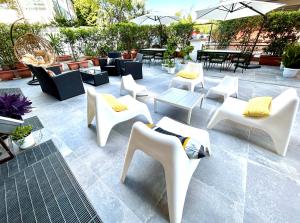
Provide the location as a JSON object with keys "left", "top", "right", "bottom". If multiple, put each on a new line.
{"left": 169, "top": 62, "right": 204, "bottom": 92}
{"left": 87, "top": 87, "right": 153, "bottom": 147}
{"left": 207, "top": 88, "right": 299, "bottom": 156}
{"left": 120, "top": 74, "right": 148, "bottom": 99}
{"left": 121, "top": 117, "right": 211, "bottom": 223}
{"left": 207, "top": 76, "right": 238, "bottom": 100}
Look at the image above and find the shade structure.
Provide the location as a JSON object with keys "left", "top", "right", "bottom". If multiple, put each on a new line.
{"left": 196, "top": 0, "right": 284, "bottom": 21}
{"left": 131, "top": 11, "right": 179, "bottom": 25}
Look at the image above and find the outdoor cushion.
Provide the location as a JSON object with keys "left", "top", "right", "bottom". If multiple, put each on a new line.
{"left": 176, "top": 70, "right": 199, "bottom": 79}
{"left": 46, "top": 69, "right": 56, "bottom": 77}
{"left": 107, "top": 57, "right": 118, "bottom": 65}
{"left": 101, "top": 94, "right": 128, "bottom": 112}
{"left": 243, "top": 96, "right": 272, "bottom": 117}
{"left": 147, "top": 124, "right": 210, "bottom": 159}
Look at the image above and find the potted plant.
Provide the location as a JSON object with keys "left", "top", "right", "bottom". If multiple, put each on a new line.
{"left": 282, "top": 43, "right": 300, "bottom": 78}
{"left": 11, "top": 125, "right": 35, "bottom": 149}
{"left": 180, "top": 45, "right": 194, "bottom": 64}
{"left": 0, "top": 93, "right": 32, "bottom": 133}
{"left": 166, "top": 59, "right": 176, "bottom": 74}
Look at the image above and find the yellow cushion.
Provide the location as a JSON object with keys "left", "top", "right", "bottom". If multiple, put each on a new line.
{"left": 176, "top": 71, "right": 199, "bottom": 79}
{"left": 243, "top": 96, "right": 272, "bottom": 117}
{"left": 101, "top": 94, "right": 128, "bottom": 112}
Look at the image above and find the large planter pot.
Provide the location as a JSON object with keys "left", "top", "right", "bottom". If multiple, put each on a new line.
{"left": 57, "top": 55, "right": 72, "bottom": 62}
{"left": 92, "top": 58, "right": 100, "bottom": 66}
{"left": 17, "top": 68, "right": 32, "bottom": 78}
{"left": 0, "top": 115, "right": 23, "bottom": 134}
{"left": 79, "top": 61, "right": 89, "bottom": 68}
{"left": 283, "top": 67, "right": 300, "bottom": 78}
{"left": 259, "top": 55, "right": 281, "bottom": 66}
{"left": 15, "top": 62, "right": 27, "bottom": 69}
{"left": 167, "top": 67, "right": 176, "bottom": 74}
{"left": 131, "top": 49, "right": 138, "bottom": 59}
{"left": 67, "top": 62, "right": 80, "bottom": 70}
{"left": 14, "top": 133, "right": 35, "bottom": 149}
{"left": 0, "top": 70, "right": 15, "bottom": 80}
{"left": 52, "top": 63, "right": 64, "bottom": 73}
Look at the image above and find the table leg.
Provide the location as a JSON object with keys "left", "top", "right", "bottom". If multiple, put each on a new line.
{"left": 200, "top": 97, "right": 204, "bottom": 108}
{"left": 187, "top": 109, "right": 192, "bottom": 125}
{"left": 0, "top": 136, "right": 14, "bottom": 164}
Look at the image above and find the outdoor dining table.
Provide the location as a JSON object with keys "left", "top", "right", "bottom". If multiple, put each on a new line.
{"left": 140, "top": 48, "right": 167, "bottom": 53}
{"left": 198, "top": 49, "right": 242, "bottom": 55}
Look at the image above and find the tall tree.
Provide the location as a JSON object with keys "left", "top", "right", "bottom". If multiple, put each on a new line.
{"left": 73, "top": 0, "right": 100, "bottom": 26}
{"left": 98, "top": 0, "right": 146, "bottom": 25}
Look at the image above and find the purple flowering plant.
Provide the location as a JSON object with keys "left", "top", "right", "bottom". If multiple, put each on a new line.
{"left": 0, "top": 93, "right": 32, "bottom": 118}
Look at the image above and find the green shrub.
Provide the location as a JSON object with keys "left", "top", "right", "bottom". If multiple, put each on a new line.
{"left": 282, "top": 43, "right": 300, "bottom": 69}
{"left": 47, "top": 33, "right": 65, "bottom": 56}
{"left": 11, "top": 125, "right": 32, "bottom": 145}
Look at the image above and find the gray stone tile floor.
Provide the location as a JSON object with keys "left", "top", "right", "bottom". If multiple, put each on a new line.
{"left": 1, "top": 64, "right": 300, "bottom": 223}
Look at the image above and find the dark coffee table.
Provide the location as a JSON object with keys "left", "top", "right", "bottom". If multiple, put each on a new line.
{"left": 80, "top": 68, "right": 109, "bottom": 86}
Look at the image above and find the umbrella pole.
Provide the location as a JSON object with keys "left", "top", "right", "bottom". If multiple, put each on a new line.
{"left": 250, "top": 16, "right": 266, "bottom": 54}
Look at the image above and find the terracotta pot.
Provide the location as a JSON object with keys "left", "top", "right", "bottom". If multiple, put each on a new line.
{"left": 92, "top": 58, "right": 100, "bottom": 66}
{"left": 67, "top": 62, "right": 80, "bottom": 70}
{"left": 79, "top": 61, "right": 89, "bottom": 68}
{"left": 15, "top": 62, "right": 26, "bottom": 69}
{"left": 259, "top": 55, "right": 281, "bottom": 66}
{"left": 17, "top": 68, "right": 32, "bottom": 78}
{"left": 57, "top": 55, "right": 72, "bottom": 62}
{"left": 130, "top": 49, "right": 138, "bottom": 59}
{"left": 52, "top": 63, "right": 64, "bottom": 73}
{"left": 0, "top": 70, "right": 15, "bottom": 80}
{"left": 83, "top": 56, "right": 93, "bottom": 60}
{"left": 122, "top": 51, "right": 131, "bottom": 59}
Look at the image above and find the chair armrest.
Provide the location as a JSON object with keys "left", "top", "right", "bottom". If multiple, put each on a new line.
{"left": 99, "top": 58, "right": 108, "bottom": 67}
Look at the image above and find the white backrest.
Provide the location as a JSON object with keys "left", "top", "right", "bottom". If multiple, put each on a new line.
{"left": 122, "top": 74, "right": 136, "bottom": 90}
{"left": 185, "top": 62, "right": 203, "bottom": 77}
{"left": 129, "top": 122, "right": 189, "bottom": 164}
{"left": 221, "top": 76, "right": 238, "bottom": 87}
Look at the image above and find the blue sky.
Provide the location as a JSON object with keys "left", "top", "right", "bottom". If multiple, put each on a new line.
{"left": 146, "top": 0, "right": 219, "bottom": 12}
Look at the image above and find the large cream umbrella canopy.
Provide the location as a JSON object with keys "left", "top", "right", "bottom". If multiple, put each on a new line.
{"left": 131, "top": 11, "right": 179, "bottom": 25}
{"left": 195, "top": 0, "right": 284, "bottom": 21}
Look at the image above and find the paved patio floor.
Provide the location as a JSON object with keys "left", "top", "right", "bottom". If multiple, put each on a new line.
{"left": 1, "top": 64, "right": 300, "bottom": 223}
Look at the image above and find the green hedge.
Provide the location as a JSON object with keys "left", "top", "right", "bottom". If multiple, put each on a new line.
{"left": 214, "top": 10, "right": 300, "bottom": 56}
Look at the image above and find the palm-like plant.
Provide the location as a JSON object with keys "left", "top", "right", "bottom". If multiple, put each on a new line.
{"left": 0, "top": 93, "right": 32, "bottom": 118}
{"left": 282, "top": 43, "right": 300, "bottom": 69}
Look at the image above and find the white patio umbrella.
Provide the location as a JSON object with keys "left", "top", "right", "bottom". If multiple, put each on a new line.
{"left": 195, "top": 0, "right": 284, "bottom": 21}
{"left": 131, "top": 11, "right": 179, "bottom": 25}
{"left": 195, "top": 0, "right": 285, "bottom": 53}
{"left": 131, "top": 11, "right": 179, "bottom": 47}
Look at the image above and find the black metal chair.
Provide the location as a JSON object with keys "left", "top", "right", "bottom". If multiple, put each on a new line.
{"left": 117, "top": 53, "right": 144, "bottom": 80}
{"left": 208, "top": 53, "right": 228, "bottom": 72}
{"left": 27, "top": 65, "right": 85, "bottom": 101}
{"left": 99, "top": 51, "right": 121, "bottom": 76}
{"left": 234, "top": 52, "right": 261, "bottom": 73}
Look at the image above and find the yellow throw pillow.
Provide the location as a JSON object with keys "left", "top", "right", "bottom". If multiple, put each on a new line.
{"left": 101, "top": 94, "right": 128, "bottom": 112}
{"left": 176, "top": 70, "right": 199, "bottom": 79}
{"left": 243, "top": 96, "right": 272, "bottom": 117}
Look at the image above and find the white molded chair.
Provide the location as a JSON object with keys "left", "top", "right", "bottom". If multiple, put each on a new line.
{"left": 121, "top": 117, "right": 211, "bottom": 223}
{"left": 207, "top": 88, "right": 299, "bottom": 156}
{"left": 207, "top": 76, "right": 238, "bottom": 100}
{"left": 87, "top": 87, "right": 153, "bottom": 147}
{"left": 169, "top": 62, "right": 204, "bottom": 92}
{"left": 120, "top": 74, "right": 148, "bottom": 99}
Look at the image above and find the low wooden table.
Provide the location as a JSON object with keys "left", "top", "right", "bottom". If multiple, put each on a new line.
{"left": 80, "top": 68, "right": 109, "bottom": 86}
{"left": 154, "top": 88, "right": 204, "bottom": 124}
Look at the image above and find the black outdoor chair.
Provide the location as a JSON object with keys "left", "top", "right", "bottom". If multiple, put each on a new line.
{"left": 208, "top": 53, "right": 228, "bottom": 72}
{"left": 117, "top": 53, "right": 144, "bottom": 80}
{"left": 234, "top": 52, "right": 261, "bottom": 73}
{"left": 27, "top": 65, "right": 85, "bottom": 101}
{"left": 99, "top": 51, "right": 121, "bottom": 76}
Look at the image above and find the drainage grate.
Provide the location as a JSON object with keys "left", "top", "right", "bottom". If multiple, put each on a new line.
{"left": 23, "top": 116, "right": 44, "bottom": 132}
{"left": 0, "top": 140, "right": 102, "bottom": 223}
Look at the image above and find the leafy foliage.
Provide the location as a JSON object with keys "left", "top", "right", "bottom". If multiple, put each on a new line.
{"left": 73, "top": 0, "right": 100, "bottom": 26}
{"left": 263, "top": 11, "right": 300, "bottom": 56}
{"left": 11, "top": 125, "right": 32, "bottom": 143}
{"left": 98, "top": 0, "right": 146, "bottom": 24}
{"left": 282, "top": 43, "right": 300, "bottom": 69}
{"left": 0, "top": 94, "right": 32, "bottom": 118}
{"left": 47, "top": 33, "right": 65, "bottom": 56}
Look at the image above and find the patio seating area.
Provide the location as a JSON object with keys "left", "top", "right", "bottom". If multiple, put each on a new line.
{"left": 1, "top": 63, "right": 299, "bottom": 223}
{"left": 1, "top": 1, "right": 300, "bottom": 222}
